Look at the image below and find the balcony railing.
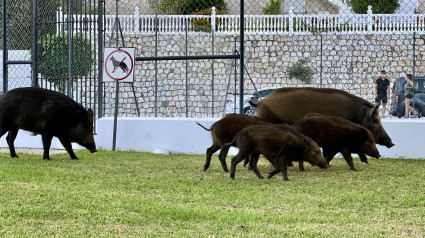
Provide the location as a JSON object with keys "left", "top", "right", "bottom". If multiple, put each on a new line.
{"left": 57, "top": 6, "right": 425, "bottom": 35}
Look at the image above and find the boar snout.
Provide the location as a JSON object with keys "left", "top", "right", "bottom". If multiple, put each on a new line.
{"left": 386, "top": 143, "right": 395, "bottom": 148}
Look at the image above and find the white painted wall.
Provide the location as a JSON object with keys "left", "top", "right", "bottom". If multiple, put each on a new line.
{"left": 0, "top": 117, "right": 424, "bottom": 159}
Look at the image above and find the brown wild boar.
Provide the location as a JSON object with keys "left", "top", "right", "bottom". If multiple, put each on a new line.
{"left": 249, "top": 87, "right": 394, "bottom": 149}
{"left": 293, "top": 113, "right": 381, "bottom": 171}
{"left": 196, "top": 113, "right": 264, "bottom": 172}
{"left": 226, "top": 124, "right": 328, "bottom": 181}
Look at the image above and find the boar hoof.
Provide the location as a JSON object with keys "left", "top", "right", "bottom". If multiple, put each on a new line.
{"left": 350, "top": 167, "right": 357, "bottom": 171}
{"left": 43, "top": 157, "right": 50, "bottom": 160}
{"left": 10, "top": 154, "right": 18, "bottom": 158}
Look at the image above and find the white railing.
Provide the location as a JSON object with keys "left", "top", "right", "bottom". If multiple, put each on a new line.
{"left": 56, "top": 6, "right": 425, "bottom": 35}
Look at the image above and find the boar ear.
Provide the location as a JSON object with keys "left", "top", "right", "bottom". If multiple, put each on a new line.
{"left": 303, "top": 138, "right": 311, "bottom": 149}
{"left": 367, "top": 106, "right": 379, "bottom": 118}
{"left": 87, "top": 109, "right": 94, "bottom": 117}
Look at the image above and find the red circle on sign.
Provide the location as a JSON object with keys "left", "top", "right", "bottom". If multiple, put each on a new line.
{"left": 104, "top": 49, "right": 134, "bottom": 81}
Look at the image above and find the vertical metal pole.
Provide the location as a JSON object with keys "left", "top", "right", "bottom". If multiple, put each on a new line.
{"left": 32, "top": 0, "right": 38, "bottom": 87}
{"left": 154, "top": 12, "right": 158, "bottom": 117}
{"left": 112, "top": 81, "right": 119, "bottom": 150}
{"left": 112, "top": 0, "right": 119, "bottom": 151}
{"left": 223, "top": 58, "right": 235, "bottom": 116}
{"left": 412, "top": 32, "right": 416, "bottom": 115}
{"left": 234, "top": 39, "right": 237, "bottom": 114}
{"left": 2, "top": 0, "right": 8, "bottom": 93}
{"left": 115, "top": 0, "right": 119, "bottom": 46}
{"left": 239, "top": 0, "right": 245, "bottom": 114}
{"left": 185, "top": 21, "right": 188, "bottom": 117}
{"left": 320, "top": 34, "right": 323, "bottom": 88}
{"left": 131, "top": 83, "right": 140, "bottom": 116}
{"left": 211, "top": 22, "right": 215, "bottom": 116}
{"left": 67, "top": 0, "right": 73, "bottom": 95}
{"left": 97, "top": 0, "right": 104, "bottom": 119}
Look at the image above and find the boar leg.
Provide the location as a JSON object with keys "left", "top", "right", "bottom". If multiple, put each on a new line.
{"left": 358, "top": 153, "right": 369, "bottom": 164}
{"left": 204, "top": 145, "right": 220, "bottom": 171}
{"left": 6, "top": 128, "right": 19, "bottom": 158}
{"left": 277, "top": 155, "right": 289, "bottom": 181}
{"left": 218, "top": 145, "right": 230, "bottom": 172}
{"left": 267, "top": 169, "right": 280, "bottom": 179}
{"left": 298, "top": 161, "right": 305, "bottom": 171}
{"left": 341, "top": 149, "right": 356, "bottom": 171}
{"left": 323, "top": 148, "right": 338, "bottom": 164}
{"left": 41, "top": 133, "right": 54, "bottom": 160}
{"left": 248, "top": 152, "right": 264, "bottom": 179}
{"left": 230, "top": 152, "right": 249, "bottom": 179}
{"left": 58, "top": 137, "right": 78, "bottom": 160}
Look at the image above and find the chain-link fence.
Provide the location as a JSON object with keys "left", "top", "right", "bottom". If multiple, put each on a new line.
{"left": 101, "top": 0, "right": 425, "bottom": 119}
{"left": 2, "top": 0, "right": 424, "bottom": 119}
{"left": 1, "top": 0, "right": 100, "bottom": 113}
{"left": 0, "top": 0, "right": 33, "bottom": 91}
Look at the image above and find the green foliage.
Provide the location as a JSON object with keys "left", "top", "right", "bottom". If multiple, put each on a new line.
{"left": 286, "top": 58, "right": 313, "bottom": 83}
{"left": 1, "top": 0, "right": 32, "bottom": 49}
{"left": 191, "top": 7, "right": 226, "bottom": 32}
{"left": 347, "top": 0, "right": 400, "bottom": 14}
{"left": 152, "top": 0, "right": 227, "bottom": 15}
{"left": 37, "top": 33, "right": 94, "bottom": 92}
{"left": 0, "top": 150, "right": 424, "bottom": 236}
{"left": 263, "top": 0, "right": 281, "bottom": 15}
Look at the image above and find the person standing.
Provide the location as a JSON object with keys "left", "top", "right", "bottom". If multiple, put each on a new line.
{"left": 403, "top": 73, "right": 415, "bottom": 118}
{"left": 374, "top": 70, "right": 391, "bottom": 117}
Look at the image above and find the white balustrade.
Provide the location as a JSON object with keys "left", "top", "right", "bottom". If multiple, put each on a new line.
{"left": 56, "top": 6, "right": 425, "bottom": 36}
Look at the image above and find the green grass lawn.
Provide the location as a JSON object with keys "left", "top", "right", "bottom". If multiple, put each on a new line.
{"left": 0, "top": 150, "right": 424, "bottom": 237}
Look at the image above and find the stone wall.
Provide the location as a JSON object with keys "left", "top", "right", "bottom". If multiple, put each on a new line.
{"left": 104, "top": 33, "right": 424, "bottom": 117}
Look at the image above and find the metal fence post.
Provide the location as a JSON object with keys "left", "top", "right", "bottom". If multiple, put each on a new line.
{"left": 185, "top": 20, "right": 188, "bottom": 117}
{"left": 32, "top": 0, "right": 38, "bottom": 88}
{"left": 211, "top": 6, "right": 216, "bottom": 116}
{"left": 2, "top": 0, "right": 8, "bottom": 93}
{"left": 97, "top": 0, "right": 104, "bottom": 118}
{"left": 239, "top": 0, "right": 244, "bottom": 115}
{"left": 154, "top": 12, "right": 158, "bottom": 117}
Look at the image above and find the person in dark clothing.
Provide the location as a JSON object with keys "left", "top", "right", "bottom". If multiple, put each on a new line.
{"left": 374, "top": 70, "right": 390, "bottom": 117}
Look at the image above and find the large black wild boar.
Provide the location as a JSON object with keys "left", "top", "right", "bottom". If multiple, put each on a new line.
{"left": 226, "top": 124, "right": 328, "bottom": 181}
{"left": 293, "top": 113, "right": 381, "bottom": 171}
{"left": 0, "top": 87, "right": 97, "bottom": 160}
{"left": 250, "top": 87, "right": 394, "bottom": 148}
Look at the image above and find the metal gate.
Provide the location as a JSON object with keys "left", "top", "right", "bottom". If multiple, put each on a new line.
{"left": 1, "top": 0, "right": 104, "bottom": 114}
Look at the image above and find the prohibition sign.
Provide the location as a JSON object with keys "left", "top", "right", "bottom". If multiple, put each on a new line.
{"left": 103, "top": 48, "right": 135, "bottom": 82}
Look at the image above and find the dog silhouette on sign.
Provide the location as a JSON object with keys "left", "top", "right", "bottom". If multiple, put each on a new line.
{"left": 110, "top": 56, "right": 129, "bottom": 73}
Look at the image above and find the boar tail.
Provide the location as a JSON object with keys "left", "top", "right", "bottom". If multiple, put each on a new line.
{"left": 196, "top": 122, "right": 212, "bottom": 131}
{"left": 249, "top": 100, "right": 258, "bottom": 107}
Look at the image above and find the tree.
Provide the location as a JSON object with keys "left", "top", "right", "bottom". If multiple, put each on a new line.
{"left": 37, "top": 33, "right": 94, "bottom": 92}
{"left": 347, "top": 0, "right": 400, "bottom": 14}
{"left": 263, "top": 0, "right": 281, "bottom": 15}
{"left": 152, "top": 0, "right": 227, "bottom": 15}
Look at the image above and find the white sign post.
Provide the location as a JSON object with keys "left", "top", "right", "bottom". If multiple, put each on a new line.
{"left": 102, "top": 47, "right": 135, "bottom": 151}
